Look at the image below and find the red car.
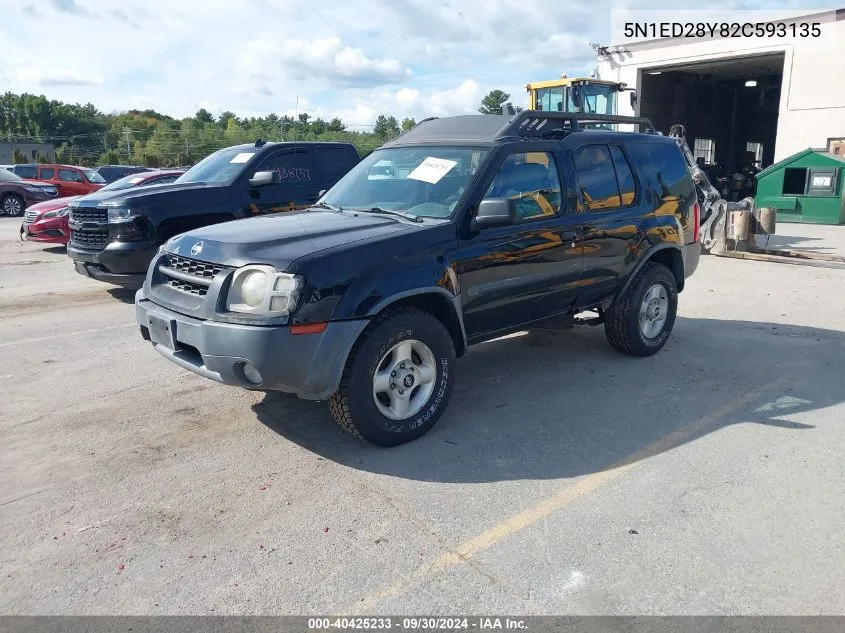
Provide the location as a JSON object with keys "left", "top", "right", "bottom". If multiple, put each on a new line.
{"left": 12, "top": 163, "right": 107, "bottom": 197}
{"left": 20, "top": 169, "right": 185, "bottom": 246}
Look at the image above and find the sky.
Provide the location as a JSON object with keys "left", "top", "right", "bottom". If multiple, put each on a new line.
{"left": 0, "top": 0, "right": 829, "bottom": 128}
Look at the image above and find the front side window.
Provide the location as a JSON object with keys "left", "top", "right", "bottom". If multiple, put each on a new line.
{"left": 483, "top": 151, "right": 562, "bottom": 221}
{"left": 252, "top": 150, "right": 314, "bottom": 185}
{"left": 59, "top": 169, "right": 83, "bottom": 182}
{"left": 321, "top": 146, "right": 490, "bottom": 219}
{"left": 39, "top": 167, "right": 55, "bottom": 180}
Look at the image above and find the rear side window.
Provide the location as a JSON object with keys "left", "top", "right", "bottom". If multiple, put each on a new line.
{"left": 39, "top": 167, "right": 56, "bottom": 180}
{"left": 253, "top": 150, "right": 314, "bottom": 185}
{"left": 610, "top": 146, "right": 636, "bottom": 206}
{"left": 572, "top": 144, "right": 623, "bottom": 211}
{"left": 315, "top": 146, "right": 358, "bottom": 181}
{"left": 14, "top": 165, "right": 37, "bottom": 178}
{"left": 628, "top": 141, "right": 693, "bottom": 201}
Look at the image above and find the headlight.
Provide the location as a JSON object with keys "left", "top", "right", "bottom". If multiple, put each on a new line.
{"left": 43, "top": 207, "right": 69, "bottom": 219}
{"left": 106, "top": 206, "right": 135, "bottom": 223}
{"left": 24, "top": 185, "right": 45, "bottom": 193}
{"left": 226, "top": 265, "right": 303, "bottom": 316}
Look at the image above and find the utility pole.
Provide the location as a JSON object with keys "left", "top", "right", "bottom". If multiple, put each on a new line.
{"left": 124, "top": 128, "right": 132, "bottom": 159}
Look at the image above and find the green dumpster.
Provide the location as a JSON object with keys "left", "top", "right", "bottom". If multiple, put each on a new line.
{"left": 754, "top": 148, "right": 845, "bottom": 225}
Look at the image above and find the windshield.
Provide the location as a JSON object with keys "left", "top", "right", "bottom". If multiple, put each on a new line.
{"left": 175, "top": 146, "right": 258, "bottom": 185}
{"left": 0, "top": 169, "right": 23, "bottom": 182}
{"left": 83, "top": 169, "right": 106, "bottom": 183}
{"left": 101, "top": 172, "right": 153, "bottom": 191}
{"left": 321, "top": 146, "right": 490, "bottom": 218}
{"left": 574, "top": 84, "right": 616, "bottom": 115}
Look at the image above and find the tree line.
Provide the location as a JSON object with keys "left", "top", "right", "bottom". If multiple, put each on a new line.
{"left": 1, "top": 90, "right": 522, "bottom": 168}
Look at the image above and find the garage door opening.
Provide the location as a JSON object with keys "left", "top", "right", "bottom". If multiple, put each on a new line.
{"left": 637, "top": 53, "right": 784, "bottom": 181}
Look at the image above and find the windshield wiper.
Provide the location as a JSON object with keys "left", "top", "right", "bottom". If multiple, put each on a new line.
{"left": 312, "top": 201, "right": 342, "bottom": 211}
{"left": 354, "top": 207, "right": 423, "bottom": 223}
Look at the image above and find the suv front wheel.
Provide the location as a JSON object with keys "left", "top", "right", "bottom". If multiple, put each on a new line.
{"left": 329, "top": 306, "right": 456, "bottom": 447}
{"left": 604, "top": 261, "right": 678, "bottom": 357}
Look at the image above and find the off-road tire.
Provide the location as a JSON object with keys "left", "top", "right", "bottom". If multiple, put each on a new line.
{"left": 2, "top": 194, "right": 25, "bottom": 217}
{"left": 604, "top": 261, "right": 678, "bottom": 357}
{"left": 328, "top": 306, "right": 456, "bottom": 447}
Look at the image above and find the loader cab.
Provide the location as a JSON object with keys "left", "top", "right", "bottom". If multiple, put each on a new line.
{"left": 526, "top": 78, "right": 635, "bottom": 130}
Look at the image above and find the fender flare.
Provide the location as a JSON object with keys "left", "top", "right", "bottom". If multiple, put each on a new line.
{"left": 367, "top": 286, "right": 468, "bottom": 356}
{"left": 614, "top": 243, "right": 684, "bottom": 302}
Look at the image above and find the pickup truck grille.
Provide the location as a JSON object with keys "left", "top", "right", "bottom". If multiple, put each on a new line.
{"left": 158, "top": 254, "right": 224, "bottom": 297}
{"left": 70, "top": 207, "right": 108, "bottom": 224}
{"left": 70, "top": 230, "right": 109, "bottom": 250}
{"left": 24, "top": 210, "right": 38, "bottom": 223}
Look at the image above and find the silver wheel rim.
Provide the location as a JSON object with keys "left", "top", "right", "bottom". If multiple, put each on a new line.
{"left": 639, "top": 283, "right": 669, "bottom": 339}
{"left": 4, "top": 197, "right": 21, "bottom": 216}
{"left": 372, "top": 339, "right": 437, "bottom": 421}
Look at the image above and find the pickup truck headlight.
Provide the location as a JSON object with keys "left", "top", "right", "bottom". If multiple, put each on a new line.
{"left": 42, "top": 206, "right": 69, "bottom": 219}
{"left": 226, "top": 265, "right": 303, "bottom": 315}
{"left": 106, "top": 206, "right": 136, "bottom": 223}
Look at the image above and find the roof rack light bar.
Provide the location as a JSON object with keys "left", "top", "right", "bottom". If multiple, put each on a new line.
{"left": 495, "top": 110, "right": 656, "bottom": 139}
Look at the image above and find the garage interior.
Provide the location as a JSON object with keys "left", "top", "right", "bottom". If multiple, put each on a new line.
{"left": 637, "top": 53, "right": 784, "bottom": 178}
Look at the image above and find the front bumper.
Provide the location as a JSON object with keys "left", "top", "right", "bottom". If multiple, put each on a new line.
{"left": 68, "top": 239, "right": 158, "bottom": 286}
{"left": 135, "top": 288, "right": 369, "bottom": 400}
{"left": 20, "top": 217, "right": 69, "bottom": 245}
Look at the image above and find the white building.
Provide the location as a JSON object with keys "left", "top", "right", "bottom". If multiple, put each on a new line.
{"left": 596, "top": 8, "right": 845, "bottom": 171}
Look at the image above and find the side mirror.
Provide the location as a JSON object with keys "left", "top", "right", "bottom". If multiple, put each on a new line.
{"left": 471, "top": 198, "right": 517, "bottom": 231}
{"left": 249, "top": 170, "right": 280, "bottom": 188}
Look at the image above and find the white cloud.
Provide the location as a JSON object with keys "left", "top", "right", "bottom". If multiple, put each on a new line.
{"left": 13, "top": 65, "right": 102, "bottom": 87}
{"left": 1, "top": 0, "right": 827, "bottom": 126}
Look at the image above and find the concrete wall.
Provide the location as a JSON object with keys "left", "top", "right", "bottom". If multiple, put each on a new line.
{"left": 0, "top": 143, "right": 56, "bottom": 164}
{"left": 597, "top": 11, "right": 845, "bottom": 163}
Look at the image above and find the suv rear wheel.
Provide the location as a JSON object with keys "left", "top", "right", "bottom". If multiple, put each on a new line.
{"left": 329, "top": 306, "right": 456, "bottom": 447}
{"left": 2, "top": 194, "right": 24, "bottom": 217}
{"left": 604, "top": 261, "right": 678, "bottom": 357}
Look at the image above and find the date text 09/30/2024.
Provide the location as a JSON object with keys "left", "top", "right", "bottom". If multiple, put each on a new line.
{"left": 308, "top": 618, "right": 528, "bottom": 630}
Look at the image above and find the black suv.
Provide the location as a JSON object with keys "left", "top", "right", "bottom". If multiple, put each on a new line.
{"left": 67, "top": 141, "right": 360, "bottom": 287}
{"left": 135, "top": 112, "right": 700, "bottom": 447}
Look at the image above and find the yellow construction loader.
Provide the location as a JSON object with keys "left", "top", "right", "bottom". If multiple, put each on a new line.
{"left": 525, "top": 76, "right": 635, "bottom": 116}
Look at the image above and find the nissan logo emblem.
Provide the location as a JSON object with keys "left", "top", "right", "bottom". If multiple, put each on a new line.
{"left": 190, "top": 241, "right": 203, "bottom": 256}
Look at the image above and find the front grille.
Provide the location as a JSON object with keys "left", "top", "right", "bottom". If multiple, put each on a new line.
{"left": 24, "top": 210, "right": 38, "bottom": 223}
{"left": 166, "top": 278, "right": 209, "bottom": 297}
{"left": 158, "top": 254, "right": 224, "bottom": 297}
{"left": 166, "top": 254, "right": 223, "bottom": 279}
{"left": 70, "top": 207, "right": 108, "bottom": 224}
{"left": 70, "top": 230, "right": 109, "bottom": 250}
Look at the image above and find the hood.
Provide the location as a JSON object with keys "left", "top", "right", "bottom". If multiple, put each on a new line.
{"left": 164, "top": 209, "right": 421, "bottom": 270}
{"left": 74, "top": 180, "right": 218, "bottom": 206}
{"left": 27, "top": 195, "right": 81, "bottom": 215}
{"left": 23, "top": 179, "right": 57, "bottom": 189}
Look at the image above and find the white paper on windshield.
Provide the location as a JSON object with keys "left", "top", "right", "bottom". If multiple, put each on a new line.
{"left": 129, "top": 177, "right": 145, "bottom": 184}
{"left": 407, "top": 157, "right": 458, "bottom": 184}
{"left": 230, "top": 152, "right": 255, "bottom": 164}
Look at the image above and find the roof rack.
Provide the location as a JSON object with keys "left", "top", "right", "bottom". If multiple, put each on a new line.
{"left": 495, "top": 111, "right": 656, "bottom": 140}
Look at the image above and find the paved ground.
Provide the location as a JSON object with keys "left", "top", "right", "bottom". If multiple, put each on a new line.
{"left": 764, "top": 222, "right": 845, "bottom": 257}
{"left": 2, "top": 216, "right": 845, "bottom": 616}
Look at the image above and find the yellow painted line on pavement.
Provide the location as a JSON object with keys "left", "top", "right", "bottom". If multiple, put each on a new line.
{"left": 348, "top": 380, "right": 782, "bottom": 613}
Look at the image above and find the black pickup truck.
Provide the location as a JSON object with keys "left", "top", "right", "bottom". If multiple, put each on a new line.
{"left": 67, "top": 141, "right": 360, "bottom": 287}
{"left": 135, "top": 112, "right": 700, "bottom": 447}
